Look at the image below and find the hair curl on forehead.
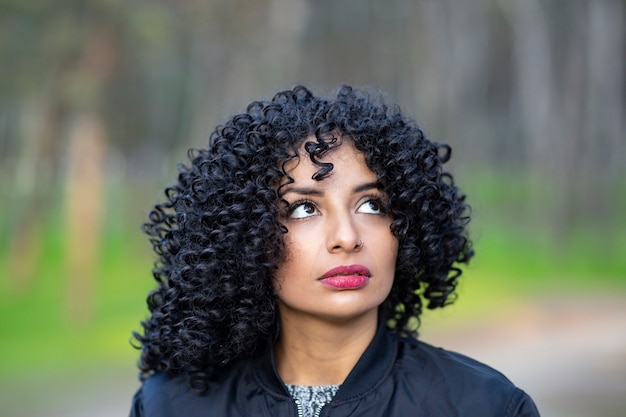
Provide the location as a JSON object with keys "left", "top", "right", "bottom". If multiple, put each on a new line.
{"left": 134, "top": 84, "right": 473, "bottom": 392}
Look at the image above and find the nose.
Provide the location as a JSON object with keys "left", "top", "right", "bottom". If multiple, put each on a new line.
{"left": 326, "top": 211, "right": 363, "bottom": 253}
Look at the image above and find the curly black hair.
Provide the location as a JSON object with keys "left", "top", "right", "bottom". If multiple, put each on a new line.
{"left": 134, "top": 85, "right": 473, "bottom": 391}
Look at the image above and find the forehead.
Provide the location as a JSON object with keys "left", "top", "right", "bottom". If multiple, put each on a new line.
{"left": 283, "top": 138, "right": 374, "bottom": 184}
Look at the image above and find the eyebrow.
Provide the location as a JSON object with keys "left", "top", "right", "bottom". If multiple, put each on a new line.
{"left": 354, "top": 181, "right": 383, "bottom": 193}
{"left": 282, "top": 181, "right": 382, "bottom": 196}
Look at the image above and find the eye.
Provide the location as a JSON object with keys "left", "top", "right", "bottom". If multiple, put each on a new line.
{"left": 289, "top": 201, "right": 319, "bottom": 219}
{"left": 357, "top": 199, "right": 385, "bottom": 215}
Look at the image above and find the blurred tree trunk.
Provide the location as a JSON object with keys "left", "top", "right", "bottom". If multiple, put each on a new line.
{"left": 509, "top": 0, "right": 566, "bottom": 235}
{"left": 64, "top": 112, "right": 107, "bottom": 325}
{"left": 63, "top": 23, "right": 117, "bottom": 325}
{"left": 581, "top": 0, "right": 625, "bottom": 229}
{"left": 508, "top": 0, "right": 625, "bottom": 239}
{"left": 5, "top": 93, "right": 61, "bottom": 293}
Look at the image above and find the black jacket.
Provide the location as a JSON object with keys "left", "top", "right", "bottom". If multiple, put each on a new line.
{"left": 130, "top": 323, "right": 540, "bottom": 416}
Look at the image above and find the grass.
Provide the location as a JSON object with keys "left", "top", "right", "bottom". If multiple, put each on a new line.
{"left": 0, "top": 208, "right": 154, "bottom": 376}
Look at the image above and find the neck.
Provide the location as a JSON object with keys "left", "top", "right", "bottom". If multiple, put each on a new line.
{"left": 274, "top": 308, "right": 379, "bottom": 386}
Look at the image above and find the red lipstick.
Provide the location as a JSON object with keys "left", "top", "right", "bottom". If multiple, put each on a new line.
{"left": 320, "top": 264, "right": 371, "bottom": 289}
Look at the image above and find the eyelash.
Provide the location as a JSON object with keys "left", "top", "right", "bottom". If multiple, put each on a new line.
{"left": 360, "top": 195, "right": 390, "bottom": 215}
{"left": 286, "top": 199, "right": 317, "bottom": 218}
{"left": 285, "top": 196, "right": 390, "bottom": 218}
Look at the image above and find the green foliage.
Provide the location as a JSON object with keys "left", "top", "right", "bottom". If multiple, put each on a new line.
{"left": 0, "top": 208, "right": 153, "bottom": 376}
{"left": 462, "top": 169, "right": 626, "bottom": 279}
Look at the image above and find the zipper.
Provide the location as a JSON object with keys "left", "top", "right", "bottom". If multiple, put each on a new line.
{"left": 294, "top": 399, "right": 304, "bottom": 417}
{"left": 294, "top": 399, "right": 326, "bottom": 417}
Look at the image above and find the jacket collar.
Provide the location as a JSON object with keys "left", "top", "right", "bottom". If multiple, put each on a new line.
{"left": 252, "top": 319, "right": 397, "bottom": 401}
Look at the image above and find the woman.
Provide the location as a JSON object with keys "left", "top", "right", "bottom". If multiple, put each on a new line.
{"left": 130, "top": 85, "right": 540, "bottom": 416}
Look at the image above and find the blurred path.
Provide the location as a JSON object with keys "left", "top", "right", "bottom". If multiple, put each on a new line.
{"left": 423, "top": 294, "right": 626, "bottom": 417}
{"left": 1, "top": 294, "right": 624, "bottom": 417}
{"left": 0, "top": 366, "right": 140, "bottom": 417}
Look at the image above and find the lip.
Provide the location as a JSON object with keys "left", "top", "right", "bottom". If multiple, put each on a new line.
{"left": 321, "top": 264, "right": 371, "bottom": 279}
{"left": 320, "top": 264, "right": 371, "bottom": 290}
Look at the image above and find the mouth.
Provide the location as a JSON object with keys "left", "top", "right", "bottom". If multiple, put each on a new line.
{"left": 320, "top": 264, "right": 371, "bottom": 289}
{"left": 321, "top": 264, "right": 371, "bottom": 279}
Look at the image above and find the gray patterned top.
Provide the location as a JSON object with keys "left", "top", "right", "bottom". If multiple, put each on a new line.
{"left": 285, "top": 384, "right": 341, "bottom": 417}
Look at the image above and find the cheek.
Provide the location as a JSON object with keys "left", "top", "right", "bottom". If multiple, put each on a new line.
{"left": 279, "top": 234, "right": 299, "bottom": 266}
{"left": 391, "top": 239, "right": 399, "bottom": 263}
{"left": 380, "top": 228, "right": 399, "bottom": 263}
{"left": 273, "top": 235, "right": 302, "bottom": 286}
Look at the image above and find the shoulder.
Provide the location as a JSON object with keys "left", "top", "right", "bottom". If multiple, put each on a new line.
{"left": 130, "top": 373, "right": 198, "bottom": 417}
{"left": 130, "top": 363, "right": 255, "bottom": 417}
{"left": 389, "top": 334, "right": 540, "bottom": 417}
{"left": 395, "top": 335, "right": 510, "bottom": 382}
{"left": 393, "top": 334, "right": 513, "bottom": 385}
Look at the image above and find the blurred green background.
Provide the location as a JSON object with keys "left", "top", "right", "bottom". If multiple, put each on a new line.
{"left": 1, "top": 0, "right": 625, "bottom": 416}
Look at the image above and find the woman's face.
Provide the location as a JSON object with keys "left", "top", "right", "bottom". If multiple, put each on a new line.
{"left": 274, "top": 138, "right": 398, "bottom": 325}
